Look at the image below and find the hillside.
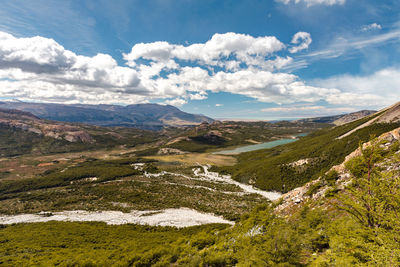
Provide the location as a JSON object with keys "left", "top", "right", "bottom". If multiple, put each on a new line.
{"left": 333, "top": 110, "right": 377, "bottom": 125}
{"left": 223, "top": 102, "right": 400, "bottom": 192}
{"left": 338, "top": 101, "right": 400, "bottom": 139}
{"left": 0, "top": 101, "right": 213, "bottom": 130}
{"left": 0, "top": 108, "right": 161, "bottom": 157}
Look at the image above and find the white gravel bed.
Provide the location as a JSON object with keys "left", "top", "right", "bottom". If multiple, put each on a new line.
{"left": 193, "top": 165, "right": 282, "bottom": 200}
{"left": 0, "top": 208, "right": 234, "bottom": 228}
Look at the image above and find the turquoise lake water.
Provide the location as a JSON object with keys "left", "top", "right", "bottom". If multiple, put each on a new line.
{"left": 214, "top": 133, "right": 307, "bottom": 155}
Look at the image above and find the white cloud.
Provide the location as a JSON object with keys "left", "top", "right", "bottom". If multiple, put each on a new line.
{"left": 276, "top": 0, "right": 345, "bottom": 7}
{"left": 215, "top": 104, "right": 223, "bottom": 107}
{"left": 289, "top": 32, "right": 312, "bottom": 53}
{"left": 164, "top": 98, "right": 187, "bottom": 106}
{"left": 189, "top": 92, "right": 208, "bottom": 100}
{"left": 124, "top": 41, "right": 175, "bottom": 67}
{"left": 0, "top": 32, "right": 142, "bottom": 90}
{"left": 147, "top": 66, "right": 343, "bottom": 105}
{"left": 124, "top": 32, "right": 286, "bottom": 71}
{"left": 361, "top": 23, "right": 382, "bottom": 32}
{"left": 0, "top": 31, "right": 75, "bottom": 72}
{"left": 0, "top": 31, "right": 154, "bottom": 104}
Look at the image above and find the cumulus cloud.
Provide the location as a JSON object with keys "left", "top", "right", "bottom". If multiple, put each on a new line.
{"left": 276, "top": 0, "right": 345, "bottom": 7}
{"left": 164, "top": 98, "right": 187, "bottom": 106}
{"left": 215, "top": 104, "right": 223, "bottom": 107}
{"left": 189, "top": 92, "right": 208, "bottom": 100}
{"left": 0, "top": 31, "right": 155, "bottom": 104}
{"left": 289, "top": 32, "right": 312, "bottom": 53}
{"left": 124, "top": 32, "right": 286, "bottom": 71}
{"left": 0, "top": 31, "right": 75, "bottom": 73}
{"left": 361, "top": 23, "right": 382, "bottom": 32}
{"left": 0, "top": 31, "right": 391, "bottom": 109}
{"left": 120, "top": 31, "right": 347, "bottom": 105}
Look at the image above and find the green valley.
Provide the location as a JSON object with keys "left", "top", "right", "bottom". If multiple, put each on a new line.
{"left": 0, "top": 101, "right": 400, "bottom": 266}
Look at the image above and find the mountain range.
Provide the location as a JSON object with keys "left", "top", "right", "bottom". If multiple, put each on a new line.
{"left": 0, "top": 101, "right": 213, "bottom": 130}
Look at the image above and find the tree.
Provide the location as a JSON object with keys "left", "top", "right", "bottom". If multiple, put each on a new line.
{"left": 333, "top": 138, "right": 400, "bottom": 265}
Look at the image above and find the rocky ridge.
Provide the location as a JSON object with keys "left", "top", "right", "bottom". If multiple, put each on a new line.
{"left": 338, "top": 101, "right": 400, "bottom": 139}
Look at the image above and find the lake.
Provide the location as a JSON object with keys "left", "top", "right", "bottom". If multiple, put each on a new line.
{"left": 214, "top": 133, "right": 307, "bottom": 155}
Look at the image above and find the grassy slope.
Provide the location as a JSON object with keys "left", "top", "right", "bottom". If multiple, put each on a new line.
{"left": 223, "top": 113, "right": 400, "bottom": 192}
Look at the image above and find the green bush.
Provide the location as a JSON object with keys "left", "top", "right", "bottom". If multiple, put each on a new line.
{"left": 323, "top": 170, "right": 339, "bottom": 186}
{"left": 306, "top": 181, "right": 323, "bottom": 197}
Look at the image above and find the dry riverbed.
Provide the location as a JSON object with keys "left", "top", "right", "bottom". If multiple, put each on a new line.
{"left": 0, "top": 208, "right": 233, "bottom": 228}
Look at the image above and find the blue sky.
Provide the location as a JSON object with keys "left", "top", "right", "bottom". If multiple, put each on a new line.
{"left": 0, "top": 0, "right": 399, "bottom": 119}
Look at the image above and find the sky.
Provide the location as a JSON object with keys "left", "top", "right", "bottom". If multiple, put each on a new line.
{"left": 0, "top": 0, "right": 399, "bottom": 120}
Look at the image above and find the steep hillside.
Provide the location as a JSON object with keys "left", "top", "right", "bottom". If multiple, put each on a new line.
{"left": 0, "top": 101, "right": 213, "bottom": 129}
{"left": 223, "top": 103, "right": 400, "bottom": 192}
{"left": 276, "top": 126, "right": 400, "bottom": 214}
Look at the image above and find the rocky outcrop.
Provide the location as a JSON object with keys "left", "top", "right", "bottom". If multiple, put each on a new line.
{"left": 287, "top": 158, "right": 311, "bottom": 167}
